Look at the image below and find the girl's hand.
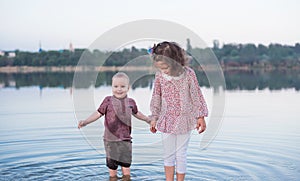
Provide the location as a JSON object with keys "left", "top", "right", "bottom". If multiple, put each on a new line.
{"left": 78, "top": 120, "right": 86, "bottom": 129}
{"left": 150, "top": 120, "right": 157, "bottom": 133}
{"left": 196, "top": 117, "right": 206, "bottom": 134}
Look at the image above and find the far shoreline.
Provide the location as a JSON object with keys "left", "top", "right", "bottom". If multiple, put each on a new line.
{"left": 0, "top": 66, "right": 153, "bottom": 73}
{"left": 0, "top": 65, "right": 299, "bottom": 73}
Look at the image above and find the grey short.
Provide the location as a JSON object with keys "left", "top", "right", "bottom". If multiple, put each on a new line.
{"left": 104, "top": 140, "right": 132, "bottom": 170}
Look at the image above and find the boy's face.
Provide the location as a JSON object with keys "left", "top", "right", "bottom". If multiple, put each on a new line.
{"left": 112, "top": 77, "right": 129, "bottom": 99}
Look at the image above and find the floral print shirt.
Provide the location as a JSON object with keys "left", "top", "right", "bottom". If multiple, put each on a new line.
{"left": 150, "top": 67, "right": 208, "bottom": 134}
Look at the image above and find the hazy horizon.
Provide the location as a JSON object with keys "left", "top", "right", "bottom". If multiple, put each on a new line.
{"left": 1, "top": 40, "right": 299, "bottom": 53}
{"left": 1, "top": 0, "right": 299, "bottom": 51}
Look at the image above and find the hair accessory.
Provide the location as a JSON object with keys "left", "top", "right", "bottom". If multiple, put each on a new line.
{"left": 147, "top": 48, "right": 153, "bottom": 54}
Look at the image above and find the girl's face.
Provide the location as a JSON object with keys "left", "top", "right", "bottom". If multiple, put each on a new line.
{"left": 154, "top": 61, "right": 171, "bottom": 75}
{"left": 112, "top": 77, "right": 129, "bottom": 99}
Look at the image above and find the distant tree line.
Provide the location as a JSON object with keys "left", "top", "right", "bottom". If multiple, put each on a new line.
{"left": 0, "top": 49, "right": 85, "bottom": 67}
{"left": 0, "top": 42, "right": 300, "bottom": 68}
{"left": 0, "top": 47, "right": 149, "bottom": 67}
{"left": 211, "top": 42, "right": 300, "bottom": 68}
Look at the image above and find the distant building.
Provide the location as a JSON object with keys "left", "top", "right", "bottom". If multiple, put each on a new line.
{"left": 0, "top": 50, "right": 4, "bottom": 56}
{"left": 213, "top": 40, "right": 220, "bottom": 49}
{"left": 186, "top": 38, "right": 192, "bottom": 53}
{"left": 39, "top": 40, "right": 43, "bottom": 53}
{"left": 8, "top": 52, "right": 16, "bottom": 58}
{"left": 0, "top": 51, "right": 16, "bottom": 58}
{"left": 69, "top": 42, "right": 74, "bottom": 52}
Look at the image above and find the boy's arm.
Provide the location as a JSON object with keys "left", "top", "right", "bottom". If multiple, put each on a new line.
{"left": 133, "top": 111, "right": 157, "bottom": 133}
{"left": 133, "top": 111, "right": 151, "bottom": 124}
{"left": 78, "top": 111, "right": 103, "bottom": 129}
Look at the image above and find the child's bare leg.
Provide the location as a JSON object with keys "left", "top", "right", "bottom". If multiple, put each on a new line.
{"left": 176, "top": 173, "right": 185, "bottom": 181}
{"left": 121, "top": 166, "right": 130, "bottom": 175}
{"left": 121, "top": 167, "right": 131, "bottom": 181}
{"left": 164, "top": 166, "right": 175, "bottom": 181}
{"left": 109, "top": 169, "right": 117, "bottom": 177}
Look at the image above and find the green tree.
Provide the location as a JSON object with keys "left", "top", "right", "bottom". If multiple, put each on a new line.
{"left": 239, "top": 43, "right": 257, "bottom": 64}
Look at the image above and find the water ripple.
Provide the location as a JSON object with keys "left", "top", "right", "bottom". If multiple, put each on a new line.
{"left": 1, "top": 88, "right": 300, "bottom": 180}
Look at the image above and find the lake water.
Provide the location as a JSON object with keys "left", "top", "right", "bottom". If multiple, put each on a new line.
{"left": 1, "top": 82, "right": 300, "bottom": 180}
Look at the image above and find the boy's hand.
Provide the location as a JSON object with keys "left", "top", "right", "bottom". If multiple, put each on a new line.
{"left": 196, "top": 117, "right": 206, "bottom": 134}
{"left": 78, "top": 120, "right": 86, "bottom": 129}
{"left": 150, "top": 120, "right": 157, "bottom": 133}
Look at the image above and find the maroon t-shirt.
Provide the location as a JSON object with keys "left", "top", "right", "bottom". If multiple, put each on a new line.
{"left": 97, "top": 96, "right": 138, "bottom": 141}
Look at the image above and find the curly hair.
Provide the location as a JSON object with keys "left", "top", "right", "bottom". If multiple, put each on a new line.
{"left": 151, "top": 41, "right": 188, "bottom": 66}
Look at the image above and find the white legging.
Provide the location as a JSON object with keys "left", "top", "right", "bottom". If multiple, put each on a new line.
{"left": 162, "top": 131, "right": 191, "bottom": 174}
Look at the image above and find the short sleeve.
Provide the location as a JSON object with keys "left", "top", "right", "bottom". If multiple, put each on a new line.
{"left": 130, "top": 98, "right": 138, "bottom": 114}
{"left": 97, "top": 96, "right": 109, "bottom": 115}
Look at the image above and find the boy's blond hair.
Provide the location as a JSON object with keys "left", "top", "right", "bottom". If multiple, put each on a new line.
{"left": 112, "top": 72, "right": 130, "bottom": 84}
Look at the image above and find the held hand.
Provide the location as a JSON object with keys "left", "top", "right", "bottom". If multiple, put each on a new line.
{"left": 196, "top": 117, "right": 206, "bottom": 134}
{"left": 78, "top": 120, "right": 86, "bottom": 129}
{"left": 150, "top": 120, "right": 157, "bottom": 133}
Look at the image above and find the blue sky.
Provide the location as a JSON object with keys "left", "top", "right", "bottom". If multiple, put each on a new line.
{"left": 0, "top": 0, "right": 299, "bottom": 51}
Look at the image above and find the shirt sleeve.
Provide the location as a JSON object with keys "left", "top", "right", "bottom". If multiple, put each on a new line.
{"left": 188, "top": 68, "right": 208, "bottom": 118}
{"left": 97, "top": 97, "right": 109, "bottom": 115}
{"left": 150, "top": 73, "right": 162, "bottom": 120}
{"left": 130, "top": 98, "right": 138, "bottom": 115}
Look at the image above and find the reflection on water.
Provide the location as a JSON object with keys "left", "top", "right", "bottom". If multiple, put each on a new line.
{"left": 1, "top": 69, "right": 300, "bottom": 90}
{"left": 224, "top": 69, "right": 300, "bottom": 91}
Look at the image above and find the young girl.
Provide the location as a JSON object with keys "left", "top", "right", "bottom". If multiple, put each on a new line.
{"left": 78, "top": 72, "right": 154, "bottom": 181}
{"left": 149, "top": 41, "right": 208, "bottom": 181}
